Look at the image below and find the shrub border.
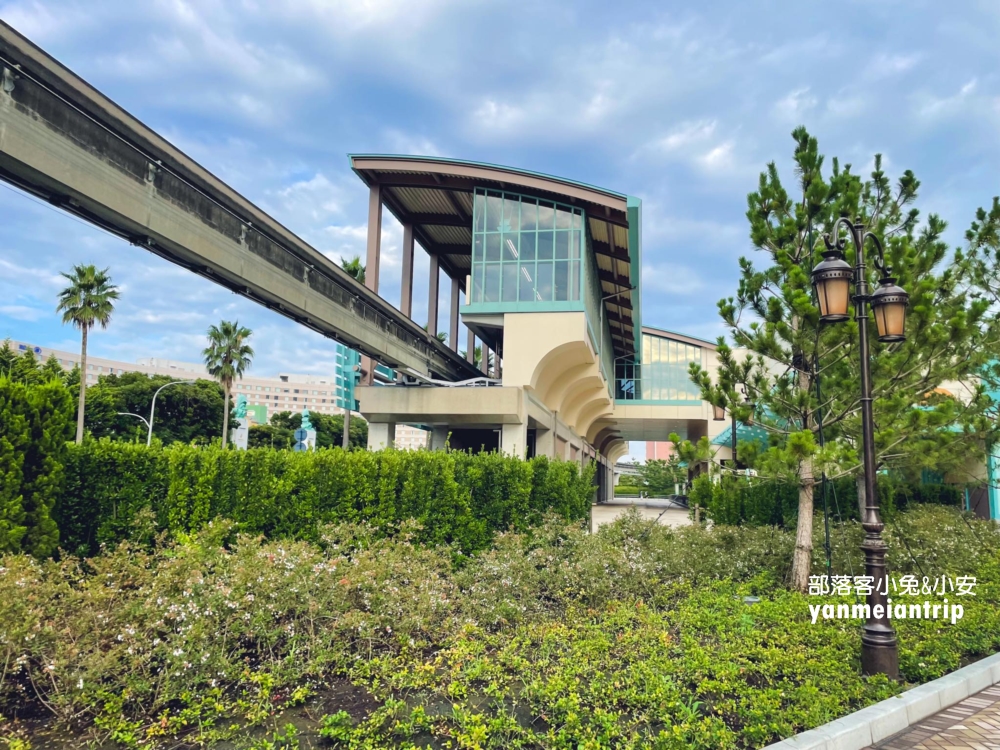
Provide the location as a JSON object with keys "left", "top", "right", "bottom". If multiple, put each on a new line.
{"left": 764, "top": 651, "right": 1000, "bottom": 749}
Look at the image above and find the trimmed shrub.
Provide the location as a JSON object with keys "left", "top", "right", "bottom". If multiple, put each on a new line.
{"left": 706, "top": 473, "right": 968, "bottom": 529}
{"left": 55, "top": 441, "right": 596, "bottom": 556}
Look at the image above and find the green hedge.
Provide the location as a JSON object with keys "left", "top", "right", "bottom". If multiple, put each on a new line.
{"left": 0, "top": 376, "right": 73, "bottom": 557}
{"left": 56, "top": 440, "right": 596, "bottom": 556}
{"left": 705, "top": 473, "right": 967, "bottom": 528}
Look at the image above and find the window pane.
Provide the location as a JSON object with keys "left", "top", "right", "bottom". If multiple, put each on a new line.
{"left": 556, "top": 207, "right": 573, "bottom": 230}
{"left": 473, "top": 266, "right": 484, "bottom": 303}
{"left": 473, "top": 235, "right": 484, "bottom": 263}
{"left": 484, "top": 264, "right": 500, "bottom": 302}
{"left": 485, "top": 194, "right": 503, "bottom": 232}
{"left": 569, "top": 230, "right": 580, "bottom": 259}
{"left": 555, "top": 231, "right": 569, "bottom": 259}
{"left": 537, "top": 231, "right": 553, "bottom": 259}
{"left": 537, "top": 262, "right": 553, "bottom": 301}
{"left": 474, "top": 192, "right": 485, "bottom": 232}
{"left": 554, "top": 261, "right": 569, "bottom": 300}
{"left": 486, "top": 234, "right": 501, "bottom": 261}
{"left": 518, "top": 264, "right": 535, "bottom": 301}
{"left": 569, "top": 260, "right": 580, "bottom": 301}
{"left": 521, "top": 200, "right": 538, "bottom": 231}
{"left": 503, "top": 233, "right": 519, "bottom": 261}
{"left": 502, "top": 263, "right": 518, "bottom": 301}
{"left": 520, "top": 232, "right": 536, "bottom": 260}
{"left": 573, "top": 211, "right": 583, "bottom": 230}
{"left": 538, "top": 202, "right": 554, "bottom": 229}
{"left": 502, "top": 195, "right": 520, "bottom": 233}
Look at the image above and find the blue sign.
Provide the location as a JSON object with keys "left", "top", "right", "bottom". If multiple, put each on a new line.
{"left": 293, "top": 428, "right": 308, "bottom": 442}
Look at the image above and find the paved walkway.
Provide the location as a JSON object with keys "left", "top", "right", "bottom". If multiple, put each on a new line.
{"left": 867, "top": 684, "right": 1000, "bottom": 749}
{"left": 590, "top": 500, "right": 692, "bottom": 532}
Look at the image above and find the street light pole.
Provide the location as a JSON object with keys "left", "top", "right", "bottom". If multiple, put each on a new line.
{"left": 847, "top": 219, "right": 897, "bottom": 680}
{"left": 147, "top": 380, "right": 196, "bottom": 446}
{"left": 117, "top": 412, "right": 151, "bottom": 439}
{"left": 813, "top": 217, "right": 909, "bottom": 678}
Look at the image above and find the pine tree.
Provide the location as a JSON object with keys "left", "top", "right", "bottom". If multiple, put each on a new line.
{"left": 40, "top": 353, "right": 65, "bottom": 383}
{"left": 0, "top": 340, "right": 16, "bottom": 378}
{"left": 693, "top": 129, "right": 999, "bottom": 591}
{"left": 11, "top": 349, "right": 42, "bottom": 385}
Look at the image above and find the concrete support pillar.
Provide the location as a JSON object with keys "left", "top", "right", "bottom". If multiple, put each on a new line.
{"left": 400, "top": 223, "right": 415, "bottom": 317}
{"left": 536, "top": 428, "right": 556, "bottom": 458}
{"left": 480, "top": 343, "right": 489, "bottom": 374}
{"left": 365, "top": 184, "right": 382, "bottom": 294}
{"left": 430, "top": 425, "right": 449, "bottom": 451}
{"left": 367, "top": 421, "right": 396, "bottom": 451}
{"left": 501, "top": 422, "right": 528, "bottom": 458}
{"left": 467, "top": 329, "right": 475, "bottom": 364}
{"left": 362, "top": 184, "right": 382, "bottom": 386}
{"left": 427, "top": 253, "right": 439, "bottom": 336}
{"left": 449, "top": 278, "right": 460, "bottom": 352}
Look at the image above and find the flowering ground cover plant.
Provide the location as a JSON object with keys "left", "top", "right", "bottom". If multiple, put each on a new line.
{"left": 1, "top": 505, "right": 997, "bottom": 749}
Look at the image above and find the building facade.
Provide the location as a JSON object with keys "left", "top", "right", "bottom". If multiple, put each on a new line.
{"left": 346, "top": 155, "right": 728, "bottom": 498}
{"left": 10, "top": 338, "right": 431, "bottom": 447}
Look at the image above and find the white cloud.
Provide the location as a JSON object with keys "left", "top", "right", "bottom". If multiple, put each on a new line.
{"left": 774, "top": 87, "right": 818, "bottom": 122}
{"left": 381, "top": 129, "right": 443, "bottom": 157}
{"left": 652, "top": 120, "right": 718, "bottom": 152}
{"left": 642, "top": 263, "right": 705, "bottom": 295}
{"left": 0, "top": 305, "right": 46, "bottom": 321}
{"left": 914, "top": 78, "right": 979, "bottom": 119}
{"left": 698, "top": 140, "right": 735, "bottom": 171}
{"left": 866, "top": 53, "right": 921, "bottom": 79}
{"left": 0, "top": 258, "right": 64, "bottom": 287}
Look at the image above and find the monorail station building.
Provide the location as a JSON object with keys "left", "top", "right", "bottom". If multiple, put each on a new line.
{"left": 350, "top": 156, "right": 726, "bottom": 498}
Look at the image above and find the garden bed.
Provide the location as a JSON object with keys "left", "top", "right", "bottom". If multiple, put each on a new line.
{"left": 1, "top": 506, "right": 997, "bottom": 748}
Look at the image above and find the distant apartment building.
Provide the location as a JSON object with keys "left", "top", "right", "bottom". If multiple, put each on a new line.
{"left": 646, "top": 441, "right": 674, "bottom": 461}
{"left": 9, "top": 339, "right": 428, "bottom": 447}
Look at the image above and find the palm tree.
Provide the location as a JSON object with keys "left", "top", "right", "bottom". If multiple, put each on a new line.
{"left": 203, "top": 321, "right": 254, "bottom": 448}
{"left": 340, "top": 256, "right": 365, "bottom": 285}
{"left": 56, "top": 265, "right": 120, "bottom": 444}
{"left": 423, "top": 324, "right": 447, "bottom": 344}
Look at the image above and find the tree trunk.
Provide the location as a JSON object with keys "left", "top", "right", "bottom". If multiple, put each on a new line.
{"left": 789, "top": 356, "right": 815, "bottom": 593}
{"left": 75, "top": 326, "right": 88, "bottom": 444}
{"left": 790, "top": 457, "right": 815, "bottom": 592}
{"left": 221, "top": 383, "right": 230, "bottom": 448}
{"left": 856, "top": 473, "right": 866, "bottom": 521}
{"left": 342, "top": 406, "right": 351, "bottom": 449}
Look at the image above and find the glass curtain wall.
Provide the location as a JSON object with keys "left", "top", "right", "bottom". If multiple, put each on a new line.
{"left": 615, "top": 334, "right": 702, "bottom": 402}
{"left": 471, "top": 188, "right": 584, "bottom": 305}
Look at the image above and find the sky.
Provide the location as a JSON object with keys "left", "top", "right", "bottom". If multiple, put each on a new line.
{"left": 1, "top": 0, "right": 999, "bottom": 459}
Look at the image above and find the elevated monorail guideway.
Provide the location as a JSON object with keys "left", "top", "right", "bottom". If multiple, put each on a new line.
{"left": 0, "top": 21, "right": 479, "bottom": 381}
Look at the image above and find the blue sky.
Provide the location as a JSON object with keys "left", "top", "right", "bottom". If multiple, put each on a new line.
{"left": 1, "top": 0, "right": 998, "bottom": 456}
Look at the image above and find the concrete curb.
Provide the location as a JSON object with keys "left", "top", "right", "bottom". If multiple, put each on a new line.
{"left": 763, "top": 652, "right": 1000, "bottom": 750}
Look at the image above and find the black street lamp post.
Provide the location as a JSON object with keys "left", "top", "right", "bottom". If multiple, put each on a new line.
{"left": 811, "top": 217, "right": 909, "bottom": 678}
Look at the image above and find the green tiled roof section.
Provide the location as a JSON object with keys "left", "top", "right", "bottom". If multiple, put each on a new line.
{"left": 711, "top": 422, "right": 770, "bottom": 446}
